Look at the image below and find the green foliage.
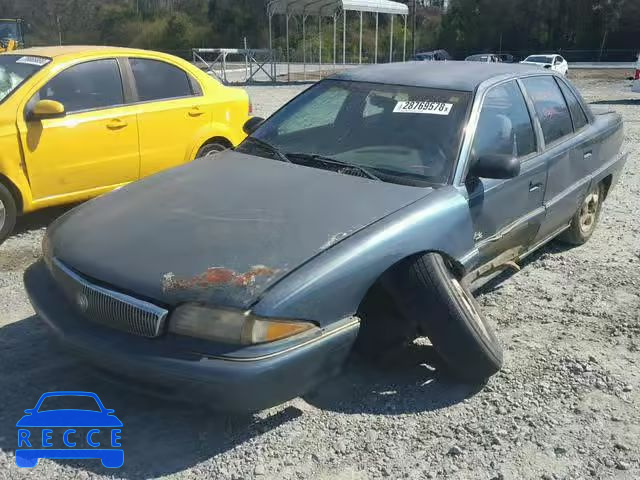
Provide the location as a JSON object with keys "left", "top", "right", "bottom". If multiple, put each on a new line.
{"left": 0, "top": 0, "right": 636, "bottom": 59}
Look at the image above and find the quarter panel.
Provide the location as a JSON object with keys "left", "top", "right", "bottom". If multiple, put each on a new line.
{"left": 252, "top": 186, "right": 475, "bottom": 324}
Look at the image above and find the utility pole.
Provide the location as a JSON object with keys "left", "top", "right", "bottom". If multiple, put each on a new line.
{"left": 412, "top": 0, "right": 417, "bottom": 56}
{"left": 56, "top": 15, "right": 62, "bottom": 45}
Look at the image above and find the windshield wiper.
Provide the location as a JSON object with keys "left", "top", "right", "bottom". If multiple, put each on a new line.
{"left": 286, "top": 152, "right": 381, "bottom": 181}
{"left": 244, "top": 137, "right": 291, "bottom": 163}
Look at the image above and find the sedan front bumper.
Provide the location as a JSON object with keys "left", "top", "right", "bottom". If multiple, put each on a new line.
{"left": 24, "top": 261, "right": 359, "bottom": 412}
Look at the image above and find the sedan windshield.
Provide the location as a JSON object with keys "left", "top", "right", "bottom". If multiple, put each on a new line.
{"left": 525, "top": 55, "right": 554, "bottom": 64}
{"left": 0, "top": 21, "right": 19, "bottom": 40}
{"left": 0, "top": 55, "right": 50, "bottom": 103}
{"left": 237, "top": 80, "right": 472, "bottom": 186}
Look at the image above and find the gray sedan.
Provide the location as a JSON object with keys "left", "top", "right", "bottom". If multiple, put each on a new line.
{"left": 24, "top": 62, "right": 626, "bottom": 411}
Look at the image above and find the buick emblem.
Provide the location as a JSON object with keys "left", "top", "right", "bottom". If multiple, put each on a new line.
{"left": 76, "top": 292, "right": 89, "bottom": 312}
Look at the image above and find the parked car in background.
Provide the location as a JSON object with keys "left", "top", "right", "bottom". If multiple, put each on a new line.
{"left": 413, "top": 49, "right": 452, "bottom": 61}
{"left": 521, "top": 54, "right": 568, "bottom": 75}
{"left": 497, "top": 54, "right": 516, "bottom": 63}
{"left": 25, "top": 62, "right": 626, "bottom": 412}
{"left": 465, "top": 53, "right": 501, "bottom": 63}
{"left": 632, "top": 53, "right": 640, "bottom": 93}
{"left": 0, "top": 46, "right": 250, "bottom": 244}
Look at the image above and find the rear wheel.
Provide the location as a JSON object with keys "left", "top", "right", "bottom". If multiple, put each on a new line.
{"left": 196, "top": 142, "right": 228, "bottom": 158}
{"left": 386, "top": 253, "right": 503, "bottom": 382}
{"left": 558, "top": 183, "right": 603, "bottom": 245}
{"left": 0, "top": 183, "right": 17, "bottom": 245}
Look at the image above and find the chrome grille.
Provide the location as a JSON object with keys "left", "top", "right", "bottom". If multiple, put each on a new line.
{"left": 51, "top": 258, "right": 168, "bottom": 338}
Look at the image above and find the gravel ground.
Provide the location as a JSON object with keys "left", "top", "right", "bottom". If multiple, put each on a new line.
{"left": 1, "top": 75, "right": 639, "bottom": 480}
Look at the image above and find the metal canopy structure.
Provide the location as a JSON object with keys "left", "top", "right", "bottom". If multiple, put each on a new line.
{"left": 267, "top": 0, "right": 409, "bottom": 81}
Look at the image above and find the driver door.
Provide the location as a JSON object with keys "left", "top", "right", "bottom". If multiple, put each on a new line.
{"left": 466, "top": 80, "right": 547, "bottom": 265}
{"left": 17, "top": 58, "right": 139, "bottom": 201}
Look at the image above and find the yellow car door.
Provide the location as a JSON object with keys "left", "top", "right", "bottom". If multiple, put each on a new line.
{"left": 17, "top": 58, "right": 139, "bottom": 201}
{"left": 126, "top": 57, "right": 211, "bottom": 178}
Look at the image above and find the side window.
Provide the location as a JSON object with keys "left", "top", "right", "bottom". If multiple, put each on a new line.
{"left": 129, "top": 58, "right": 193, "bottom": 102}
{"left": 521, "top": 76, "right": 573, "bottom": 145}
{"left": 557, "top": 79, "right": 588, "bottom": 131}
{"left": 471, "top": 81, "right": 536, "bottom": 163}
{"left": 556, "top": 56, "right": 565, "bottom": 64}
{"left": 36, "top": 59, "right": 124, "bottom": 113}
{"left": 278, "top": 87, "right": 348, "bottom": 135}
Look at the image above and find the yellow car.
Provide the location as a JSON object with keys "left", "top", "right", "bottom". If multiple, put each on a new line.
{"left": 0, "top": 46, "right": 250, "bottom": 243}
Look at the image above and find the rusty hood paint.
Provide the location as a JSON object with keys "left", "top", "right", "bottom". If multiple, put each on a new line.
{"left": 49, "top": 151, "right": 432, "bottom": 309}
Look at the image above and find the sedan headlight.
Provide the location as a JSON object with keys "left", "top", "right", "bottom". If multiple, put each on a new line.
{"left": 169, "top": 304, "right": 318, "bottom": 345}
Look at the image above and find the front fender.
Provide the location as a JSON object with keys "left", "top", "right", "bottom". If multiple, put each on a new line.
{"left": 0, "top": 124, "right": 32, "bottom": 212}
{"left": 252, "top": 186, "right": 475, "bottom": 325}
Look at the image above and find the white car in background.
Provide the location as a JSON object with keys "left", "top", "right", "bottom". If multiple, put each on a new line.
{"left": 521, "top": 54, "right": 569, "bottom": 75}
{"left": 633, "top": 54, "right": 640, "bottom": 93}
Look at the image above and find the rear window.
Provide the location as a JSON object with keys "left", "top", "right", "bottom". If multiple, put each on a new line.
{"left": 557, "top": 79, "right": 588, "bottom": 131}
{"left": 522, "top": 76, "right": 573, "bottom": 145}
{"left": 129, "top": 58, "right": 193, "bottom": 102}
{"left": 0, "top": 55, "right": 50, "bottom": 103}
{"left": 526, "top": 56, "right": 554, "bottom": 64}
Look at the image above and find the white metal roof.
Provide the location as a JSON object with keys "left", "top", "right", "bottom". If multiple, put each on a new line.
{"left": 267, "top": 0, "right": 409, "bottom": 17}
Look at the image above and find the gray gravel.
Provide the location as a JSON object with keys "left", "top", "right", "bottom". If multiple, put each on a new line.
{"left": 1, "top": 75, "right": 639, "bottom": 480}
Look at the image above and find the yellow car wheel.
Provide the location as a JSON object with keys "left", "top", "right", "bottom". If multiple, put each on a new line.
{"left": 0, "top": 183, "right": 17, "bottom": 245}
{"left": 196, "top": 142, "right": 228, "bottom": 159}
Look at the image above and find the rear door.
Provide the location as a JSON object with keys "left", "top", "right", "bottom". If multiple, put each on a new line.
{"left": 125, "top": 57, "right": 211, "bottom": 178}
{"left": 18, "top": 58, "right": 139, "bottom": 200}
{"left": 521, "top": 76, "right": 591, "bottom": 242}
{"left": 466, "top": 80, "right": 546, "bottom": 265}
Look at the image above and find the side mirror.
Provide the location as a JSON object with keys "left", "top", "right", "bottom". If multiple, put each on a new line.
{"left": 470, "top": 154, "right": 520, "bottom": 180}
{"left": 543, "top": 64, "right": 552, "bottom": 69}
{"left": 243, "top": 117, "right": 264, "bottom": 135}
{"left": 24, "top": 409, "right": 34, "bottom": 414}
{"left": 29, "top": 99, "right": 65, "bottom": 121}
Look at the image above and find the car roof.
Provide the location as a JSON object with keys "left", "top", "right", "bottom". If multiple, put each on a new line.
{"left": 6, "top": 45, "right": 171, "bottom": 61}
{"left": 331, "top": 61, "right": 542, "bottom": 92}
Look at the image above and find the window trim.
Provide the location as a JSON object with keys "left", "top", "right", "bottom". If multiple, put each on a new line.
{"left": 520, "top": 74, "right": 575, "bottom": 150}
{"left": 125, "top": 57, "right": 201, "bottom": 105}
{"left": 25, "top": 57, "right": 127, "bottom": 118}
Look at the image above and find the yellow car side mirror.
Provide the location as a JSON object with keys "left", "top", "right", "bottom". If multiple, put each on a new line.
{"left": 29, "top": 100, "right": 66, "bottom": 120}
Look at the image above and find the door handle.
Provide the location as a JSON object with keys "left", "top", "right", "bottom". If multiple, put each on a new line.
{"left": 188, "top": 107, "right": 205, "bottom": 117}
{"left": 106, "top": 119, "right": 128, "bottom": 130}
{"left": 584, "top": 151, "right": 593, "bottom": 159}
{"left": 529, "top": 181, "right": 543, "bottom": 192}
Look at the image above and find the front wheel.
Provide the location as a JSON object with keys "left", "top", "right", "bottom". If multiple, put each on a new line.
{"left": 558, "top": 183, "right": 603, "bottom": 245}
{"left": 0, "top": 183, "right": 17, "bottom": 245}
{"left": 387, "top": 253, "right": 503, "bottom": 382}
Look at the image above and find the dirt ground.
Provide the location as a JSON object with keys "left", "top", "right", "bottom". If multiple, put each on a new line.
{"left": 0, "top": 71, "right": 638, "bottom": 480}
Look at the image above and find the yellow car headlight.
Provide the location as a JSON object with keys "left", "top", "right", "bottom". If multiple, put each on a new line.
{"left": 168, "top": 304, "right": 318, "bottom": 345}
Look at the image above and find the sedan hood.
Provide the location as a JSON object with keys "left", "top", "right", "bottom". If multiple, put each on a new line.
{"left": 51, "top": 151, "right": 430, "bottom": 309}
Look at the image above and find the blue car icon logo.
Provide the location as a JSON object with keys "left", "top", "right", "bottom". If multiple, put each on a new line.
{"left": 16, "top": 391, "right": 123, "bottom": 468}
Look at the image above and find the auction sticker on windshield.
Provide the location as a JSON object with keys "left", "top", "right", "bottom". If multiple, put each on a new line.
{"left": 393, "top": 101, "right": 453, "bottom": 115}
